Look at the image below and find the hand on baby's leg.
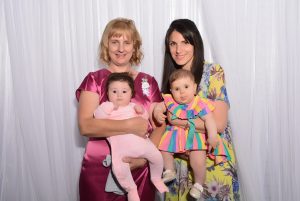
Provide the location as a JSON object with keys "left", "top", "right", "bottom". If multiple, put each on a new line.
{"left": 134, "top": 104, "right": 145, "bottom": 115}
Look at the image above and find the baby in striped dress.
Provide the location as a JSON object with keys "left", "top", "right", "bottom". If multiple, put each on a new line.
{"left": 153, "top": 69, "right": 230, "bottom": 199}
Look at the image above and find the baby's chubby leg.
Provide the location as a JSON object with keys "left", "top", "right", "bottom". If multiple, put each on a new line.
{"left": 161, "top": 151, "right": 176, "bottom": 183}
{"left": 189, "top": 150, "right": 206, "bottom": 184}
{"left": 189, "top": 150, "right": 206, "bottom": 199}
{"left": 110, "top": 142, "right": 139, "bottom": 201}
{"left": 142, "top": 139, "right": 169, "bottom": 193}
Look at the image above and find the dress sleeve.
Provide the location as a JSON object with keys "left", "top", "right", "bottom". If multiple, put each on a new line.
{"left": 162, "top": 94, "right": 176, "bottom": 110}
{"left": 197, "top": 97, "right": 215, "bottom": 117}
{"left": 75, "top": 72, "right": 100, "bottom": 101}
{"left": 207, "top": 64, "right": 230, "bottom": 105}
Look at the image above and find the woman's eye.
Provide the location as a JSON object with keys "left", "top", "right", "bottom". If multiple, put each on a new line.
{"left": 169, "top": 42, "right": 175, "bottom": 46}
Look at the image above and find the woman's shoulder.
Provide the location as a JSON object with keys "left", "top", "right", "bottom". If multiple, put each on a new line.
{"left": 135, "top": 71, "right": 159, "bottom": 86}
{"left": 89, "top": 68, "right": 110, "bottom": 78}
{"left": 137, "top": 71, "right": 156, "bottom": 80}
{"left": 80, "top": 68, "right": 110, "bottom": 83}
{"left": 204, "top": 62, "right": 224, "bottom": 73}
{"left": 76, "top": 68, "right": 110, "bottom": 101}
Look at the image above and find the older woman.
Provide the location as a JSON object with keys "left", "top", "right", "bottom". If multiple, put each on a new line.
{"left": 76, "top": 18, "right": 163, "bottom": 201}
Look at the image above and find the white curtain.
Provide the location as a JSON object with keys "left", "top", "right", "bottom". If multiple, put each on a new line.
{"left": 1, "top": 0, "right": 299, "bottom": 201}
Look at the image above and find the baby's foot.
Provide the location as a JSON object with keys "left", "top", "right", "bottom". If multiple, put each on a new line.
{"left": 151, "top": 178, "right": 169, "bottom": 193}
{"left": 189, "top": 183, "right": 204, "bottom": 199}
{"left": 162, "top": 169, "right": 176, "bottom": 183}
{"left": 127, "top": 189, "right": 140, "bottom": 201}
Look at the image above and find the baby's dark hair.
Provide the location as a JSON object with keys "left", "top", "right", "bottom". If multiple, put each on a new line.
{"left": 169, "top": 69, "right": 195, "bottom": 86}
{"left": 106, "top": 72, "right": 135, "bottom": 97}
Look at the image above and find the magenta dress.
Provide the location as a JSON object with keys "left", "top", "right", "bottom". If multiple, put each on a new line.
{"left": 76, "top": 68, "right": 162, "bottom": 201}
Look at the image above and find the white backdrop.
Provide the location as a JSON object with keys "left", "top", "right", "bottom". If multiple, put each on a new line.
{"left": 1, "top": 0, "right": 300, "bottom": 201}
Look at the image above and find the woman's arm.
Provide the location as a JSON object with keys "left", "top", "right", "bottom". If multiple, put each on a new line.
{"left": 148, "top": 102, "right": 167, "bottom": 146}
{"left": 193, "top": 100, "right": 229, "bottom": 133}
{"left": 78, "top": 91, "right": 148, "bottom": 137}
{"left": 152, "top": 101, "right": 167, "bottom": 125}
{"left": 167, "top": 112, "right": 188, "bottom": 128}
{"left": 149, "top": 123, "right": 166, "bottom": 147}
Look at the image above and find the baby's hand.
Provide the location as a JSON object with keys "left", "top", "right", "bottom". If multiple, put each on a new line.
{"left": 207, "top": 134, "right": 219, "bottom": 152}
{"left": 134, "top": 104, "right": 145, "bottom": 115}
{"left": 153, "top": 102, "right": 167, "bottom": 124}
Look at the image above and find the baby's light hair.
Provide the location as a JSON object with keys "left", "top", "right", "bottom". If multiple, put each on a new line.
{"left": 169, "top": 69, "right": 196, "bottom": 87}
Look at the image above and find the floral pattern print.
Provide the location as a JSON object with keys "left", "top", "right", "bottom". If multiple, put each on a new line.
{"left": 165, "top": 63, "right": 240, "bottom": 201}
{"left": 141, "top": 77, "right": 150, "bottom": 96}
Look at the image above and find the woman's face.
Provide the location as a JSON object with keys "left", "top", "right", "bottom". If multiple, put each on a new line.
{"left": 108, "top": 34, "right": 134, "bottom": 68}
{"left": 169, "top": 31, "right": 194, "bottom": 70}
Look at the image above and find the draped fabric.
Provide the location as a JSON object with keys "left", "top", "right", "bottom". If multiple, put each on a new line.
{"left": 1, "top": 0, "right": 299, "bottom": 201}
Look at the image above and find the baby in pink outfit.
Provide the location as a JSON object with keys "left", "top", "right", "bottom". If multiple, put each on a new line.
{"left": 94, "top": 72, "right": 168, "bottom": 201}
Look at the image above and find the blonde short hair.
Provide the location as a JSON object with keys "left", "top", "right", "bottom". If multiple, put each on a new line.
{"left": 99, "top": 18, "right": 143, "bottom": 66}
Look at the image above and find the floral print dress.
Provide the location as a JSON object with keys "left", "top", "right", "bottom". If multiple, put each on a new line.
{"left": 165, "top": 63, "right": 240, "bottom": 201}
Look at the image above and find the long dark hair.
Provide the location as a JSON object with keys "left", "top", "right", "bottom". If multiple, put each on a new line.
{"left": 161, "top": 19, "right": 204, "bottom": 93}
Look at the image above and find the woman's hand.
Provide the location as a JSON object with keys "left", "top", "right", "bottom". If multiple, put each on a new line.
{"left": 153, "top": 102, "right": 167, "bottom": 125}
{"left": 122, "top": 157, "right": 147, "bottom": 170}
{"left": 126, "top": 117, "right": 148, "bottom": 138}
{"left": 193, "top": 117, "right": 206, "bottom": 133}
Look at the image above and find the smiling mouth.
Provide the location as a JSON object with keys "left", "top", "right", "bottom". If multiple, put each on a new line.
{"left": 116, "top": 54, "right": 126, "bottom": 57}
{"left": 176, "top": 55, "right": 184, "bottom": 59}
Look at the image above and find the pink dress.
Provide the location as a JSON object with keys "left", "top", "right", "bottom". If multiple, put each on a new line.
{"left": 76, "top": 69, "right": 162, "bottom": 201}
{"left": 94, "top": 102, "right": 167, "bottom": 200}
{"left": 158, "top": 94, "right": 230, "bottom": 164}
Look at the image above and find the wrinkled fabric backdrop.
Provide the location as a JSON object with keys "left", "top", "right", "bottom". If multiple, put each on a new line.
{"left": 1, "top": 0, "right": 299, "bottom": 201}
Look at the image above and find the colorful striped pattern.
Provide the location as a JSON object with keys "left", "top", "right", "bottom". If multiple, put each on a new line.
{"left": 158, "top": 93, "right": 230, "bottom": 164}
{"left": 158, "top": 125, "right": 207, "bottom": 153}
{"left": 162, "top": 94, "right": 215, "bottom": 119}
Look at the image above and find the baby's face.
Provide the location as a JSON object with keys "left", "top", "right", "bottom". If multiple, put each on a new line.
{"left": 108, "top": 81, "right": 132, "bottom": 107}
{"left": 170, "top": 77, "right": 197, "bottom": 104}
